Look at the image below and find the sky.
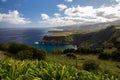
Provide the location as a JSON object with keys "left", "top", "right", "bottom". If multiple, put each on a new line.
{"left": 0, "top": 0, "right": 120, "bottom": 28}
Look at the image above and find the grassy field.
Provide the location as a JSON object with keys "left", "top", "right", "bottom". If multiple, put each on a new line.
{"left": 47, "top": 32, "right": 74, "bottom": 37}
{"left": 46, "top": 54, "right": 120, "bottom": 78}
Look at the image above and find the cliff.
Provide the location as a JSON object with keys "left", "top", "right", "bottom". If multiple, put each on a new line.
{"left": 40, "top": 32, "right": 74, "bottom": 45}
{"left": 40, "top": 25, "right": 120, "bottom": 47}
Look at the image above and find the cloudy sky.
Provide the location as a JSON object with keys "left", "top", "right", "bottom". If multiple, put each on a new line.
{"left": 0, "top": 0, "right": 120, "bottom": 28}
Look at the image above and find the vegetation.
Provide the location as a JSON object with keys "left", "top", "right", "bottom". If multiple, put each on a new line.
{"left": 0, "top": 58, "right": 118, "bottom": 80}
{"left": 66, "top": 53, "right": 77, "bottom": 59}
{"left": 63, "top": 48, "right": 102, "bottom": 55}
{"left": 47, "top": 54, "right": 120, "bottom": 79}
{"left": 51, "top": 49, "right": 63, "bottom": 55}
{"left": 47, "top": 32, "right": 74, "bottom": 37}
{"left": 0, "top": 43, "right": 46, "bottom": 60}
{"left": 82, "top": 60, "right": 100, "bottom": 72}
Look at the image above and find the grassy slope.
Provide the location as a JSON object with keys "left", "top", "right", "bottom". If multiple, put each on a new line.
{"left": 73, "top": 26, "right": 116, "bottom": 47}
{"left": 1, "top": 51, "right": 120, "bottom": 78}
{"left": 1, "top": 58, "right": 118, "bottom": 80}
{"left": 46, "top": 54, "right": 120, "bottom": 78}
{"left": 47, "top": 32, "right": 74, "bottom": 37}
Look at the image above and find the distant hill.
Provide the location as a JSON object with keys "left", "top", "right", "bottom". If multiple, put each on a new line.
{"left": 73, "top": 25, "right": 120, "bottom": 48}
{"left": 57, "top": 20, "right": 120, "bottom": 32}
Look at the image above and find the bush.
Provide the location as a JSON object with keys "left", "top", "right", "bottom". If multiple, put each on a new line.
{"left": 83, "top": 60, "right": 100, "bottom": 72}
{"left": 98, "top": 52, "right": 110, "bottom": 60}
{"left": 111, "top": 51, "right": 120, "bottom": 61}
{"left": 75, "top": 48, "right": 102, "bottom": 54}
{"left": 0, "top": 43, "right": 47, "bottom": 60}
{"left": 63, "top": 48, "right": 76, "bottom": 54}
{"left": 16, "top": 50, "right": 33, "bottom": 60}
{"left": 66, "top": 53, "right": 77, "bottom": 59}
{"left": 0, "top": 43, "right": 4, "bottom": 50}
{"left": 33, "top": 49, "right": 46, "bottom": 60}
{"left": 7, "top": 43, "right": 28, "bottom": 54}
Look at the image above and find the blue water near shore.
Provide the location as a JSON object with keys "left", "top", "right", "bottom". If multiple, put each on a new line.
{"left": 0, "top": 28, "right": 74, "bottom": 52}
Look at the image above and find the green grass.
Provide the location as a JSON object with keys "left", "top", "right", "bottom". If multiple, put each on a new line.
{"left": 47, "top": 32, "right": 74, "bottom": 37}
{"left": 46, "top": 54, "right": 120, "bottom": 78}
{"left": 103, "top": 48, "right": 117, "bottom": 54}
{"left": 0, "top": 58, "right": 118, "bottom": 80}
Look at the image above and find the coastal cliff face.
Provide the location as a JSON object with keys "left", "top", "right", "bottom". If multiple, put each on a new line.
{"left": 40, "top": 32, "right": 73, "bottom": 45}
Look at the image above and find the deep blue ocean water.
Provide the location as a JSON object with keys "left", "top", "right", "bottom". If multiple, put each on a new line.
{"left": 0, "top": 28, "right": 74, "bottom": 52}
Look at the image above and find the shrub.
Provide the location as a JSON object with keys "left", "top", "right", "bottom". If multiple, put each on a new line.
{"left": 33, "top": 49, "right": 46, "bottom": 60}
{"left": 16, "top": 50, "right": 33, "bottom": 60}
{"left": 83, "top": 60, "right": 100, "bottom": 72}
{"left": 98, "top": 52, "right": 110, "bottom": 60}
{"left": 75, "top": 47, "right": 102, "bottom": 54}
{"left": 63, "top": 48, "right": 76, "bottom": 54}
{"left": 111, "top": 51, "right": 120, "bottom": 61}
{"left": 0, "top": 43, "right": 4, "bottom": 50}
{"left": 7, "top": 43, "right": 28, "bottom": 54}
{"left": 66, "top": 53, "right": 77, "bottom": 59}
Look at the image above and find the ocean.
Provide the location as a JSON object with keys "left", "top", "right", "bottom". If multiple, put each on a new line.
{"left": 0, "top": 28, "right": 74, "bottom": 52}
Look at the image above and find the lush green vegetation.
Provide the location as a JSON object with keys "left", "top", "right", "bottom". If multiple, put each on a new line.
{"left": 47, "top": 54, "right": 120, "bottom": 79}
{"left": 0, "top": 43, "right": 46, "bottom": 60}
{"left": 0, "top": 58, "right": 118, "bottom": 80}
{"left": 1, "top": 25, "right": 120, "bottom": 80}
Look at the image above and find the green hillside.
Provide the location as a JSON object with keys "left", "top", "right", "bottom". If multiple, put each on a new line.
{"left": 73, "top": 26, "right": 120, "bottom": 48}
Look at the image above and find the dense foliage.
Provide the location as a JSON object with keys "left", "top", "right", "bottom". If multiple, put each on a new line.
{"left": 99, "top": 51, "right": 120, "bottom": 61}
{"left": 83, "top": 60, "right": 100, "bottom": 72}
{"left": 66, "top": 53, "right": 77, "bottom": 59}
{"left": 63, "top": 48, "right": 102, "bottom": 54}
{"left": 0, "top": 43, "right": 46, "bottom": 60}
{"left": 0, "top": 58, "right": 118, "bottom": 80}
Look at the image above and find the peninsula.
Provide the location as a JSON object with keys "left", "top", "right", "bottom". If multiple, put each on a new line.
{"left": 40, "top": 32, "right": 74, "bottom": 45}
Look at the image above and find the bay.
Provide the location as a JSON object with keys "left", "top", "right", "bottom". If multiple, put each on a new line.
{"left": 0, "top": 28, "right": 74, "bottom": 52}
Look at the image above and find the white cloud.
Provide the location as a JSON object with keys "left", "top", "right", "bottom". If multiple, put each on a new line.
{"left": 41, "top": 13, "right": 50, "bottom": 20}
{"left": 54, "top": 13, "right": 61, "bottom": 17}
{"left": 64, "top": 5, "right": 120, "bottom": 22}
{"left": 64, "top": 0, "right": 73, "bottom": 3}
{"left": 39, "top": 2, "right": 120, "bottom": 27}
{"left": 57, "top": 4, "right": 67, "bottom": 11}
{"left": 1, "top": 0, "right": 7, "bottom": 2}
{"left": 0, "top": 10, "right": 31, "bottom": 25}
{"left": 116, "top": 0, "right": 120, "bottom": 3}
{"left": 39, "top": 17, "right": 78, "bottom": 27}
{"left": 64, "top": 6, "right": 95, "bottom": 17}
{"left": 96, "top": 6, "right": 120, "bottom": 20}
